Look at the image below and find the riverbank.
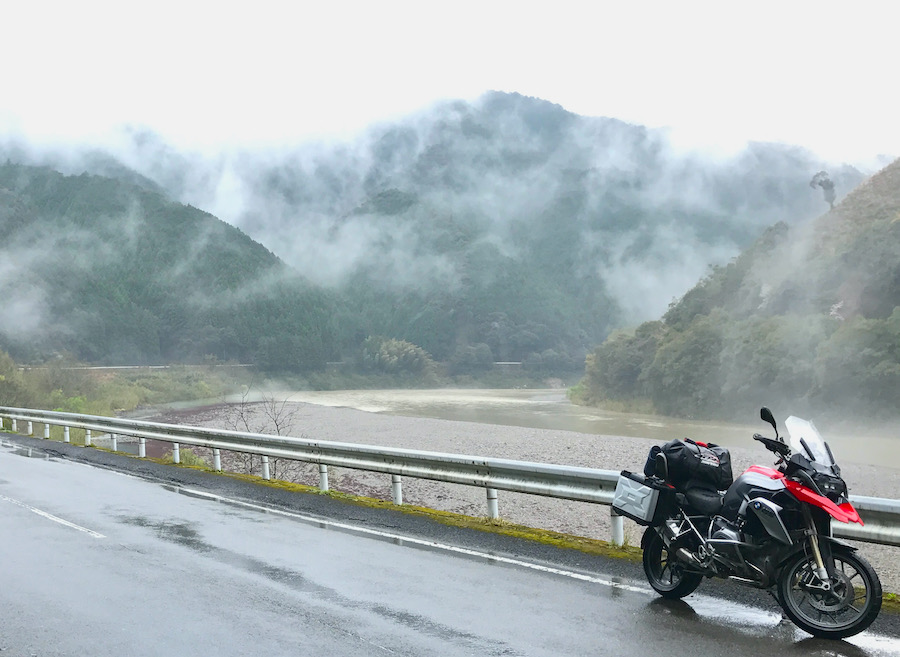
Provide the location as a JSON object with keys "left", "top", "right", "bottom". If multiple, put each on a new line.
{"left": 144, "top": 399, "right": 900, "bottom": 593}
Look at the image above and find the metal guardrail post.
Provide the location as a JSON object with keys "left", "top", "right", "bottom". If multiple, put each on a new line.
{"left": 1, "top": 406, "right": 899, "bottom": 549}
{"left": 212, "top": 449, "right": 222, "bottom": 471}
{"left": 43, "top": 424, "right": 50, "bottom": 439}
{"left": 172, "top": 443, "right": 180, "bottom": 464}
{"left": 85, "top": 429, "right": 91, "bottom": 447}
{"left": 261, "top": 455, "right": 270, "bottom": 480}
{"left": 610, "top": 507, "right": 625, "bottom": 547}
{"left": 139, "top": 438, "right": 146, "bottom": 458}
{"left": 64, "top": 426, "right": 70, "bottom": 443}
{"left": 111, "top": 433, "right": 118, "bottom": 451}
{"left": 11, "top": 419, "right": 16, "bottom": 432}
{"left": 319, "top": 464, "right": 329, "bottom": 491}
{"left": 486, "top": 487, "right": 499, "bottom": 519}
{"left": 391, "top": 474, "right": 402, "bottom": 505}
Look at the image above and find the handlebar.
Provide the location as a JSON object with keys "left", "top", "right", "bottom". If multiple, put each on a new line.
{"left": 753, "top": 433, "right": 791, "bottom": 457}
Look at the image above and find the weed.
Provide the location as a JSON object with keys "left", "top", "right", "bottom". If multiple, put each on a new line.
{"left": 157, "top": 448, "right": 210, "bottom": 468}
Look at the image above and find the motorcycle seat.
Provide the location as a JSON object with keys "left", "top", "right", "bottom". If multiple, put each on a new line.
{"left": 683, "top": 484, "right": 724, "bottom": 516}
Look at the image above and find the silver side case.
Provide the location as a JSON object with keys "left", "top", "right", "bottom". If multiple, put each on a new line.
{"left": 613, "top": 475, "right": 660, "bottom": 524}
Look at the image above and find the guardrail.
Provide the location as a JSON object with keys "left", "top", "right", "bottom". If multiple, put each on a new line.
{"left": 1, "top": 405, "right": 898, "bottom": 548}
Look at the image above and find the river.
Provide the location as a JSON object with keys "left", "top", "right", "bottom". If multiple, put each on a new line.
{"left": 262, "top": 388, "right": 898, "bottom": 470}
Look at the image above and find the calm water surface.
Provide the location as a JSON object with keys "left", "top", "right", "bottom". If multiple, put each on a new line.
{"left": 273, "top": 388, "right": 898, "bottom": 469}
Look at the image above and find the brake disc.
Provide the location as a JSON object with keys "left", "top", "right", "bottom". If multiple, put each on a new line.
{"left": 806, "top": 571, "right": 854, "bottom": 612}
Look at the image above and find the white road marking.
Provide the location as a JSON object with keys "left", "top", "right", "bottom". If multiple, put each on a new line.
{"left": 200, "top": 489, "right": 898, "bottom": 649}
{"left": 175, "top": 486, "right": 900, "bottom": 647}
{"left": 0, "top": 494, "right": 106, "bottom": 538}
{"left": 171, "top": 486, "right": 652, "bottom": 594}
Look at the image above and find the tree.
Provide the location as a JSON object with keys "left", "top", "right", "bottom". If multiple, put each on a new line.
{"left": 645, "top": 314, "right": 725, "bottom": 417}
{"left": 220, "top": 383, "right": 306, "bottom": 481}
{"left": 811, "top": 309, "right": 900, "bottom": 413}
{"left": 360, "top": 336, "right": 436, "bottom": 375}
{"left": 447, "top": 343, "right": 493, "bottom": 375}
{"left": 0, "top": 350, "right": 30, "bottom": 407}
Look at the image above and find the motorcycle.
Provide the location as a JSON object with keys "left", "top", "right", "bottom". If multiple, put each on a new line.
{"left": 612, "top": 407, "right": 882, "bottom": 639}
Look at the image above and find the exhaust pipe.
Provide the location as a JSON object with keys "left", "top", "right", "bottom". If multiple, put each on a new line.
{"left": 676, "top": 548, "right": 703, "bottom": 567}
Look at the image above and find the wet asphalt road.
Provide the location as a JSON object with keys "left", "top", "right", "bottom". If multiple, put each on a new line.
{"left": 2, "top": 433, "right": 900, "bottom": 657}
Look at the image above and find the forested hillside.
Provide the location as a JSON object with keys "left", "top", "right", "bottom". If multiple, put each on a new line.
{"left": 0, "top": 164, "right": 337, "bottom": 368}
{"left": 0, "top": 92, "right": 871, "bottom": 374}
{"left": 575, "top": 158, "right": 900, "bottom": 420}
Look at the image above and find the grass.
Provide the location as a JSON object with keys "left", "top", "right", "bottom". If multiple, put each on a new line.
{"left": 215, "top": 469, "right": 644, "bottom": 561}
{"left": 884, "top": 592, "right": 900, "bottom": 614}
{"left": 138, "top": 453, "right": 900, "bottom": 609}
{"left": 157, "top": 448, "right": 210, "bottom": 468}
{"left": 5, "top": 428, "right": 897, "bottom": 610}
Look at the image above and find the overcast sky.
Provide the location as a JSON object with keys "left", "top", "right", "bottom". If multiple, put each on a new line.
{"left": 2, "top": 0, "right": 896, "bottom": 164}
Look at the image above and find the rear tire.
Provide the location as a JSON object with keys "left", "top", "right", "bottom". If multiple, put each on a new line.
{"left": 777, "top": 545, "right": 882, "bottom": 639}
{"left": 642, "top": 527, "right": 703, "bottom": 599}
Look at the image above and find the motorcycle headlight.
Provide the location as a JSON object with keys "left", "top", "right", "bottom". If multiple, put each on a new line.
{"left": 813, "top": 473, "right": 847, "bottom": 501}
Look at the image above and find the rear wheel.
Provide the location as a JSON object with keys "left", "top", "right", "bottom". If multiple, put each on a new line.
{"left": 777, "top": 545, "right": 882, "bottom": 639}
{"left": 641, "top": 527, "right": 703, "bottom": 599}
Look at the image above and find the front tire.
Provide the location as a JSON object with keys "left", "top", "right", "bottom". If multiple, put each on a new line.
{"left": 777, "top": 545, "right": 882, "bottom": 639}
{"left": 642, "top": 527, "right": 703, "bottom": 599}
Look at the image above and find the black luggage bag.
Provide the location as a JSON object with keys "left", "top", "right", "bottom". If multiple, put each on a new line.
{"left": 643, "top": 438, "right": 732, "bottom": 491}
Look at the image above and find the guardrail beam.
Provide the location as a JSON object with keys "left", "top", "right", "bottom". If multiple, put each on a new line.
{"left": 2, "top": 405, "right": 899, "bottom": 549}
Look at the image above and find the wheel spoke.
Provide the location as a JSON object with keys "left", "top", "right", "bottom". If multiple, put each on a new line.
{"left": 660, "top": 561, "right": 672, "bottom": 584}
{"left": 780, "top": 549, "right": 878, "bottom": 636}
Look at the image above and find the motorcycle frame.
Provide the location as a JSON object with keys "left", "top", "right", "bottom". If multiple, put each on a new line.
{"left": 658, "top": 487, "right": 858, "bottom": 589}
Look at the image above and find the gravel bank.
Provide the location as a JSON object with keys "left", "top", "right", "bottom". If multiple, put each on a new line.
{"left": 147, "top": 401, "right": 900, "bottom": 593}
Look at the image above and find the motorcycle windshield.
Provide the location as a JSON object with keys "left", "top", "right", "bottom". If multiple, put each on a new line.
{"left": 785, "top": 416, "right": 835, "bottom": 467}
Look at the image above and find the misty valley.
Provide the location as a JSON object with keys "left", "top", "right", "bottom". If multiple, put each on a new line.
{"left": 2, "top": 92, "right": 899, "bottom": 424}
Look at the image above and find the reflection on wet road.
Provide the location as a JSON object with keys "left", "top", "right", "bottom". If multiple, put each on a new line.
{"left": 1, "top": 438, "right": 898, "bottom": 656}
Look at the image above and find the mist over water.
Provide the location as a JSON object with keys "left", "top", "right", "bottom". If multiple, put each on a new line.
{"left": 273, "top": 388, "right": 899, "bottom": 470}
{"left": 0, "top": 93, "right": 870, "bottom": 328}
{"left": 2, "top": 93, "right": 896, "bottom": 423}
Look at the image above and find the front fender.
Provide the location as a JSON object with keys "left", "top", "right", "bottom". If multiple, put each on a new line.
{"left": 784, "top": 480, "right": 863, "bottom": 524}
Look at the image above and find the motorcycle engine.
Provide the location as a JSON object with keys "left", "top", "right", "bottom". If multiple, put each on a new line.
{"left": 710, "top": 516, "right": 741, "bottom": 542}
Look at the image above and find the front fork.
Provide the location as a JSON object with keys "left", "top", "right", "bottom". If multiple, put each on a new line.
{"left": 802, "top": 505, "right": 835, "bottom": 590}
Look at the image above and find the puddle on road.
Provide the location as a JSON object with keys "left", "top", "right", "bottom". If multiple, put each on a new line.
{"left": 2, "top": 440, "right": 55, "bottom": 460}
{"left": 644, "top": 595, "right": 900, "bottom": 656}
{"left": 15, "top": 447, "right": 49, "bottom": 459}
{"left": 5, "top": 445, "right": 50, "bottom": 459}
{"left": 117, "top": 514, "right": 328, "bottom": 595}
{"left": 120, "top": 516, "right": 212, "bottom": 553}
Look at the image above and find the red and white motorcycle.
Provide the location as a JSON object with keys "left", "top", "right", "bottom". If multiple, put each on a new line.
{"left": 613, "top": 407, "right": 882, "bottom": 639}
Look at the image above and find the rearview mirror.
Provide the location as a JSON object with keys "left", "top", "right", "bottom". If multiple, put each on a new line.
{"left": 760, "top": 407, "right": 779, "bottom": 438}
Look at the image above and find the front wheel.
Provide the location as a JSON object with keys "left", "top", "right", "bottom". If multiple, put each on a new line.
{"left": 777, "top": 545, "right": 882, "bottom": 639}
{"left": 642, "top": 527, "right": 703, "bottom": 599}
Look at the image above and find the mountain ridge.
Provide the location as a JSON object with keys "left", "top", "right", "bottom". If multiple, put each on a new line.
{"left": 577, "top": 155, "right": 900, "bottom": 420}
{"left": 0, "top": 92, "right": 880, "bottom": 377}
{"left": 0, "top": 163, "right": 337, "bottom": 368}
